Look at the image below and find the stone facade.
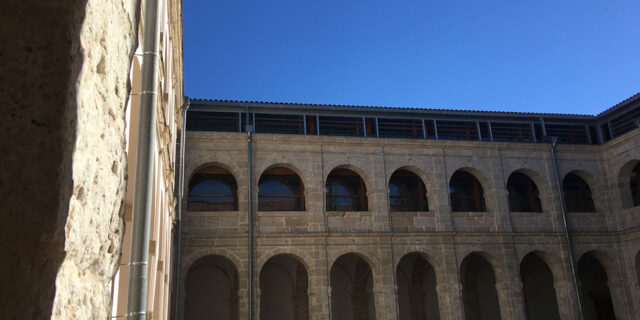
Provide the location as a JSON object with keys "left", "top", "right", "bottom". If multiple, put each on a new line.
{"left": 179, "top": 121, "right": 640, "bottom": 319}
{"left": 1, "top": 0, "right": 183, "bottom": 319}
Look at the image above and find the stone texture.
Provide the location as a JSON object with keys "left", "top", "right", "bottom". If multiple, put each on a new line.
{"left": 181, "top": 127, "right": 640, "bottom": 319}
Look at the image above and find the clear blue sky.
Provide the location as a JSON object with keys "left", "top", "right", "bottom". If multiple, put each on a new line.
{"left": 184, "top": 0, "right": 639, "bottom": 115}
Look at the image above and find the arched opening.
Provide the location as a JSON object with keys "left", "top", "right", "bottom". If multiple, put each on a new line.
{"left": 563, "top": 173, "right": 596, "bottom": 212}
{"left": 630, "top": 162, "right": 640, "bottom": 207}
{"left": 258, "top": 167, "right": 305, "bottom": 211}
{"left": 520, "top": 253, "right": 560, "bottom": 319}
{"left": 460, "top": 253, "right": 500, "bottom": 320}
{"left": 184, "top": 255, "right": 238, "bottom": 320}
{"left": 259, "top": 254, "right": 308, "bottom": 320}
{"left": 507, "top": 172, "right": 542, "bottom": 212}
{"left": 578, "top": 253, "right": 616, "bottom": 320}
{"left": 188, "top": 166, "right": 238, "bottom": 211}
{"left": 396, "top": 253, "right": 440, "bottom": 319}
{"left": 449, "top": 170, "right": 487, "bottom": 212}
{"left": 330, "top": 253, "right": 375, "bottom": 320}
{"left": 326, "top": 168, "right": 368, "bottom": 211}
{"left": 389, "top": 170, "right": 429, "bottom": 212}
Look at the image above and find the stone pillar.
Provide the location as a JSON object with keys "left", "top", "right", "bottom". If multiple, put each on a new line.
{"left": 608, "top": 279, "right": 632, "bottom": 320}
{"left": 435, "top": 283, "right": 464, "bottom": 320}
{"left": 308, "top": 265, "right": 330, "bottom": 320}
{"left": 494, "top": 281, "right": 527, "bottom": 320}
{"left": 553, "top": 280, "right": 580, "bottom": 320}
{"left": 487, "top": 150, "right": 513, "bottom": 232}
{"left": 371, "top": 152, "right": 391, "bottom": 232}
{"left": 430, "top": 150, "right": 455, "bottom": 232}
{"left": 374, "top": 248, "right": 399, "bottom": 320}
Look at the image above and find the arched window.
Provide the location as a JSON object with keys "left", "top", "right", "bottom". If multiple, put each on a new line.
{"left": 563, "top": 173, "right": 595, "bottom": 212}
{"left": 389, "top": 170, "right": 428, "bottom": 211}
{"left": 188, "top": 166, "right": 238, "bottom": 211}
{"left": 507, "top": 172, "right": 542, "bottom": 212}
{"left": 630, "top": 162, "right": 640, "bottom": 207}
{"left": 326, "top": 168, "right": 368, "bottom": 211}
{"left": 258, "top": 167, "right": 305, "bottom": 211}
{"left": 449, "top": 170, "right": 486, "bottom": 212}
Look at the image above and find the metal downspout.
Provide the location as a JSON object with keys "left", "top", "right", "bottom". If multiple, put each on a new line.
{"left": 550, "top": 140, "right": 584, "bottom": 319}
{"left": 125, "top": 0, "right": 162, "bottom": 318}
{"left": 172, "top": 97, "right": 190, "bottom": 320}
{"left": 246, "top": 108, "right": 254, "bottom": 320}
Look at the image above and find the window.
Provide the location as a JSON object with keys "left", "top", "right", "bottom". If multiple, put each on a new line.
{"left": 449, "top": 170, "right": 486, "bottom": 212}
{"left": 389, "top": 170, "right": 428, "bottom": 211}
{"left": 631, "top": 163, "right": 640, "bottom": 207}
{"left": 188, "top": 167, "right": 238, "bottom": 211}
{"left": 258, "top": 167, "right": 305, "bottom": 211}
{"left": 507, "top": 172, "right": 542, "bottom": 212}
{"left": 563, "top": 173, "right": 595, "bottom": 212}
{"left": 326, "top": 168, "right": 368, "bottom": 211}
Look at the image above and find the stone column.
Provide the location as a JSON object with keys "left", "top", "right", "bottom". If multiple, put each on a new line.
{"left": 487, "top": 150, "right": 513, "bottom": 232}
{"left": 430, "top": 150, "right": 455, "bottom": 232}
{"left": 373, "top": 247, "right": 399, "bottom": 320}
{"left": 494, "top": 281, "right": 527, "bottom": 320}
{"left": 308, "top": 265, "right": 330, "bottom": 320}
{"left": 553, "top": 280, "right": 580, "bottom": 320}
{"left": 437, "top": 246, "right": 465, "bottom": 320}
{"left": 436, "top": 283, "right": 465, "bottom": 320}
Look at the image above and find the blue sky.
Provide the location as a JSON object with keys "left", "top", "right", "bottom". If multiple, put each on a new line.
{"left": 184, "top": 0, "right": 639, "bottom": 115}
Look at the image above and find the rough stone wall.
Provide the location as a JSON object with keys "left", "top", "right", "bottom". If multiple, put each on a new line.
{"left": 0, "top": 0, "right": 139, "bottom": 319}
{"left": 51, "top": 0, "right": 139, "bottom": 318}
{"left": 180, "top": 128, "right": 640, "bottom": 319}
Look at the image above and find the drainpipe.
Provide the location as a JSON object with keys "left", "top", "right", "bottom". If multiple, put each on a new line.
{"left": 246, "top": 107, "right": 254, "bottom": 320}
{"left": 125, "top": 0, "right": 162, "bottom": 319}
{"left": 171, "top": 97, "right": 190, "bottom": 320}
{"left": 550, "top": 139, "right": 584, "bottom": 319}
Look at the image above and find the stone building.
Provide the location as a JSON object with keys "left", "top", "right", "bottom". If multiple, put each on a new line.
{"left": 2, "top": 0, "right": 183, "bottom": 319}
{"left": 178, "top": 94, "right": 640, "bottom": 319}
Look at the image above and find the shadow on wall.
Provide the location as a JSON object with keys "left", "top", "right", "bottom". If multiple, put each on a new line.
{"left": 1, "top": 1, "right": 88, "bottom": 318}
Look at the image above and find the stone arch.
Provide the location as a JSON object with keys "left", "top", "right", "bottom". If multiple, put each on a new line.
{"left": 457, "top": 250, "right": 501, "bottom": 272}
{"left": 448, "top": 167, "right": 493, "bottom": 193}
{"left": 182, "top": 248, "right": 245, "bottom": 283}
{"left": 563, "top": 170, "right": 599, "bottom": 212}
{"left": 507, "top": 168, "right": 547, "bottom": 212}
{"left": 256, "top": 162, "right": 308, "bottom": 192}
{"left": 518, "top": 250, "right": 564, "bottom": 283}
{"left": 330, "top": 252, "right": 376, "bottom": 320}
{"left": 459, "top": 252, "right": 501, "bottom": 319}
{"left": 325, "top": 164, "right": 372, "bottom": 196}
{"left": 617, "top": 159, "right": 640, "bottom": 208}
{"left": 259, "top": 254, "right": 309, "bottom": 320}
{"left": 257, "top": 248, "right": 313, "bottom": 274}
{"left": 257, "top": 164, "right": 306, "bottom": 211}
{"left": 395, "top": 252, "right": 441, "bottom": 320}
{"left": 184, "top": 254, "right": 239, "bottom": 320}
{"left": 328, "top": 250, "right": 379, "bottom": 273}
{"left": 577, "top": 250, "right": 617, "bottom": 319}
{"left": 188, "top": 163, "right": 239, "bottom": 211}
{"left": 459, "top": 252, "right": 501, "bottom": 320}
{"left": 449, "top": 167, "right": 492, "bottom": 212}
{"left": 325, "top": 165, "right": 371, "bottom": 211}
{"left": 388, "top": 165, "right": 433, "bottom": 195}
{"left": 576, "top": 249, "right": 619, "bottom": 282}
{"left": 519, "top": 252, "right": 561, "bottom": 320}
{"left": 394, "top": 249, "right": 444, "bottom": 285}
{"left": 187, "top": 161, "right": 242, "bottom": 190}
{"left": 388, "top": 166, "right": 431, "bottom": 212}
